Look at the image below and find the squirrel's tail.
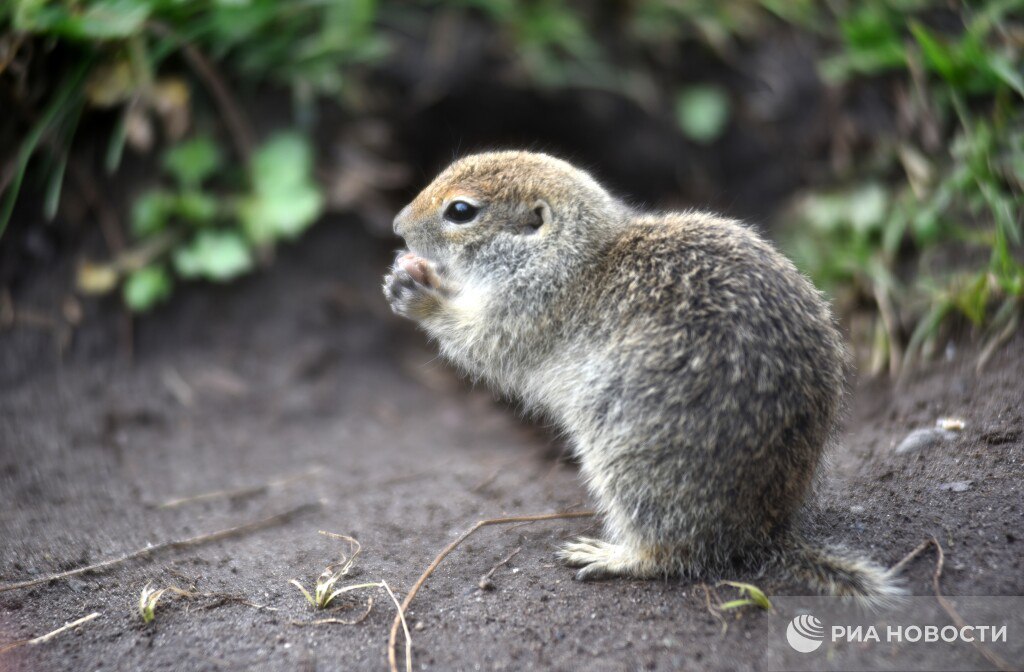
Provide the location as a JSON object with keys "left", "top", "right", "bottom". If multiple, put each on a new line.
{"left": 772, "top": 533, "right": 905, "bottom": 608}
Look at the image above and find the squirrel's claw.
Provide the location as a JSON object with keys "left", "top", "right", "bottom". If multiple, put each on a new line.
{"left": 558, "top": 537, "right": 660, "bottom": 581}
{"left": 383, "top": 260, "right": 447, "bottom": 320}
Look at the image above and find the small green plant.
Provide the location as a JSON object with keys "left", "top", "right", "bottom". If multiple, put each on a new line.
{"left": 287, "top": 531, "right": 412, "bottom": 669}
{"left": 138, "top": 582, "right": 168, "bottom": 624}
{"left": 717, "top": 580, "right": 773, "bottom": 611}
{"left": 290, "top": 532, "right": 365, "bottom": 610}
{"left": 290, "top": 569, "right": 354, "bottom": 610}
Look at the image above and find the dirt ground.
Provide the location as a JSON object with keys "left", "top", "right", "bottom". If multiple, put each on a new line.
{"left": 1, "top": 219, "right": 1022, "bottom": 672}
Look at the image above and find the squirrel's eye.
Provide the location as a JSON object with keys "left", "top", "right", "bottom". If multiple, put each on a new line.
{"left": 444, "top": 200, "right": 479, "bottom": 224}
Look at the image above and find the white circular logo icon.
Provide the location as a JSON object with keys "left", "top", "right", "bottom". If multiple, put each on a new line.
{"left": 787, "top": 614, "right": 825, "bottom": 653}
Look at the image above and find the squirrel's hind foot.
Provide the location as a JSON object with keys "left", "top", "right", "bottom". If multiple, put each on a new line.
{"left": 557, "top": 537, "right": 665, "bottom": 581}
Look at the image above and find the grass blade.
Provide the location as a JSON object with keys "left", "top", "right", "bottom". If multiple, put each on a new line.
{"left": 0, "top": 59, "right": 92, "bottom": 239}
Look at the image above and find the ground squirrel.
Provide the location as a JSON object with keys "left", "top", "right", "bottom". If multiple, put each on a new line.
{"left": 383, "top": 151, "right": 901, "bottom": 601}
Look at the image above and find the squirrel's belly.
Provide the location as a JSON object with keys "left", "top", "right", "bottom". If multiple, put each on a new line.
{"left": 519, "top": 342, "right": 624, "bottom": 447}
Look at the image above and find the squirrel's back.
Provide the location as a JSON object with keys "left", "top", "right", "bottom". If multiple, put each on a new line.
{"left": 533, "top": 212, "right": 845, "bottom": 554}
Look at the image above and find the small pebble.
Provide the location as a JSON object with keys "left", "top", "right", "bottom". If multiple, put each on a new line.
{"left": 895, "top": 427, "right": 955, "bottom": 454}
{"left": 938, "top": 480, "right": 972, "bottom": 493}
{"left": 936, "top": 417, "right": 965, "bottom": 431}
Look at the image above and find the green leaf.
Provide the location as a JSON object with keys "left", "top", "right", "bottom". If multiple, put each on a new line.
{"left": 173, "top": 230, "right": 253, "bottom": 282}
{"left": 952, "top": 272, "right": 990, "bottom": 326}
{"left": 909, "top": 22, "right": 959, "bottom": 84}
{"left": 174, "top": 191, "right": 219, "bottom": 224}
{"left": 240, "top": 133, "right": 324, "bottom": 244}
{"left": 847, "top": 183, "right": 889, "bottom": 234}
{"left": 123, "top": 265, "right": 172, "bottom": 312}
{"left": 16, "top": 0, "right": 151, "bottom": 41}
{"left": 719, "top": 581, "right": 773, "bottom": 610}
{"left": 131, "top": 191, "right": 175, "bottom": 237}
{"left": 987, "top": 55, "right": 1024, "bottom": 99}
{"left": 675, "top": 85, "right": 730, "bottom": 144}
{"left": 239, "top": 183, "right": 323, "bottom": 244}
{"left": 289, "top": 579, "right": 316, "bottom": 607}
{"left": 106, "top": 108, "right": 129, "bottom": 174}
{"left": 1, "top": 59, "right": 91, "bottom": 240}
{"left": 911, "top": 203, "right": 944, "bottom": 244}
{"left": 821, "top": 4, "right": 906, "bottom": 81}
{"left": 250, "top": 132, "right": 315, "bottom": 193}
{"left": 840, "top": 6, "right": 901, "bottom": 52}
{"left": 44, "top": 148, "right": 70, "bottom": 222}
{"left": 163, "top": 138, "right": 223, "bottom": 188}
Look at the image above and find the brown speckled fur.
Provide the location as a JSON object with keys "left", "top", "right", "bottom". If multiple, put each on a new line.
{"left": 383, "top": 151, "right": 902, "bottom": 602}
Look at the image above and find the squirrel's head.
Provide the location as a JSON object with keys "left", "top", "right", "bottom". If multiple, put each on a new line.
{"left": 393, "top": 151, "right": 625, "bottom": 281}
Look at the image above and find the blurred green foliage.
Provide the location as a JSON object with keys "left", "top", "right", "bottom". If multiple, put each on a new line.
{"left": 783, "top": 0, "right": 1022, "bottom": 373}
{"left": 116, "top": 132, "right": 321, "bottom": 311}
{"left": 8, "top": 0, "right": 384, "bottom": 94}
{"left": 675, "top": 85, "right": 730, "bottom": 144}
{"left": 0, "top": 0, "right": 1021, "bottom": 370}
{"left": 2, "top": 0, "right": 339, "bottom": 309}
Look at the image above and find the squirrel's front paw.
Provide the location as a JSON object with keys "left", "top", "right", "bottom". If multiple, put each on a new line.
{"left": 383, "top": 253, "right": 446, "bottom": 320}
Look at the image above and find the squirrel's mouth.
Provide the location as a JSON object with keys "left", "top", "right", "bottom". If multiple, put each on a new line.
{"left": 401, "top": 242, "right": 445, "bottom": 266}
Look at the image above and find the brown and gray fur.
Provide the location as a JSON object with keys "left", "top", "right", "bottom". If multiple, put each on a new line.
{"left": 383, "top": 151, "right": 902, "bottom": 601}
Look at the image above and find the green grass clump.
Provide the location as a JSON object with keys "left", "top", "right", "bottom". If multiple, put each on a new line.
{"left": 138, "top": 582, "right": 169, "bottom": 624}
{"left": 784, "top": 0, "right": 1022, "bottom": 373}
{"left": 290, "top": 532, "right": 365, "bottom": 610}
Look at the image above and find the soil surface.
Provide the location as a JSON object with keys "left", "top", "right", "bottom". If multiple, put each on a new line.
{"left": 1, "top": 220, "right": 1022, "bottom": 672}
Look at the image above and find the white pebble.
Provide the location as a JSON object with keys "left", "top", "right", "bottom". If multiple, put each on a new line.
{"left": 895, "top": 428, "right": 955, "bottom": 454}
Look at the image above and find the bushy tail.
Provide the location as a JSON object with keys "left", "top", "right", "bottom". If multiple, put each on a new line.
{"left": 774, "top": 534, "right": 906, "bottom": 608}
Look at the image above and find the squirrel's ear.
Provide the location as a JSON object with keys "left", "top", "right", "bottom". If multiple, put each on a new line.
{"left": 521, "top": 199, "right": 552, "bottom": 235}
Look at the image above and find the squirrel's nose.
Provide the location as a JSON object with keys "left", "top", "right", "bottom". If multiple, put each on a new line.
{"left": 393, "top": 205, "right": 412, "bottom": 236}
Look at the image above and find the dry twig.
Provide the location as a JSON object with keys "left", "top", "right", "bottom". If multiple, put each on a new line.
{"left": 290, "top": 597, "right": 374, "bottom": 627}
{"left": 0, "top": 612, "right": 101, "bottom": 655}
{"left": 469, "top": 468, "right": 503, "bottom": 494}
{"left": 891, "top": 537, "right": 1013, "bottom": 672}
{"left": 164, "top": 587, "right": 279, "bottom": 613}
{"left": 146, "top": 21, "right": 255, "bottom": 162}
{"left": 157, "top": 466, "right": 322, "bottom": 508}
{"left": 0, "top": 501, "right": 321, "bottom": 593}
{"left": 477, "top": 546, "right": 522, "bottom": 591}
{"left": 976, "top": 314, "right": 1018, "bottom": 373}
{"left": 67, "top": 158, "right": 124, "bottom": 254}
{"left": 872, "top": 281, "right": 903, "bottom": 377}
{"left": 698, "top": 583, "right": 729, "bottom": 636}
{"left": 387, "top": 511, "right": 595, "bottom": 672}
